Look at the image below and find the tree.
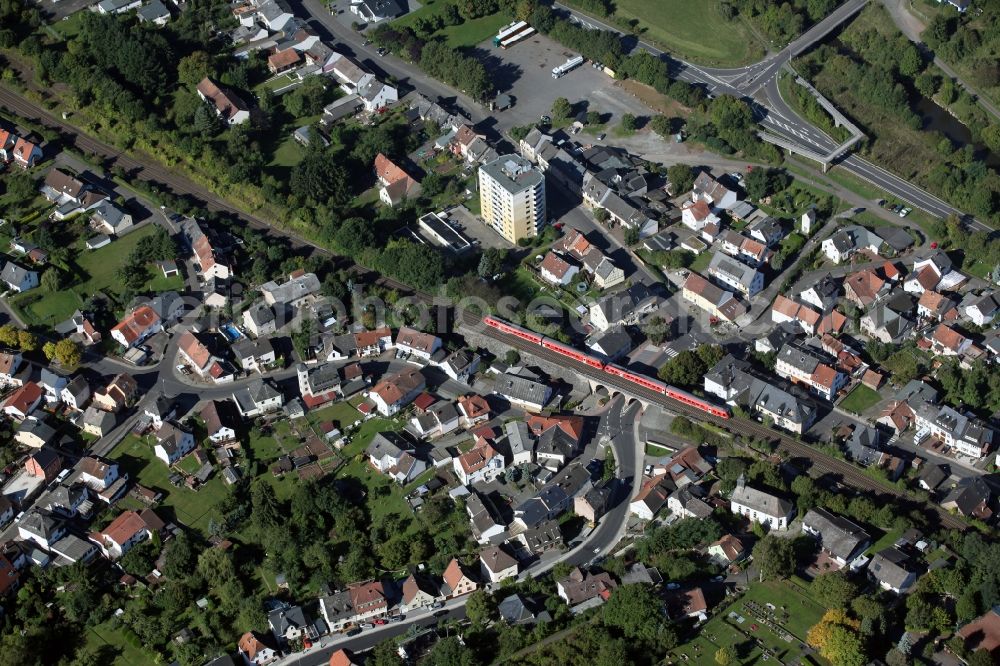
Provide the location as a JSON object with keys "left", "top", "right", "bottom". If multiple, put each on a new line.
{"left": 667, "top": 164, "right": 695, "bottom": 194}
{"left": 420, "top": 636, "right": 477, "bottom": 666}
{"left": 250, "top": 480, "right": 281, "bottom": 540}
{"left": 642, "top": 316, "right": 670, "bottom": 345}
{"left": 745, "top": 167, "right": 791, "bottom": 200}
{"left": 52, "top": 339, "right": 82, "bottom": 367}
{"left": 41, "top": 268, "right": 62, "bottom": 292}
{"left": 177, "top": 51, "right": 213, "bottom": 87}
{"left": 551, "top": 97, "right": 572, "bottom": 120}
{"left": 504, "top": 350, "right": 520, "bottom": 365}
{"left": 465, "top": 590, "right": 497, "bottom": 626}
{"left": 808, "top": 609, "right": 864, "bottom": 666}
{"left": 17, "top": 330, "right": 38, "bottom": 352}
{"left": 602, "top": 584, "right": 670, "bottom": 641}
{"left": 586, "top": 110, "right": 601, "bottom": 126}
{"left": 477, "top": 248, "right": 506, "bottom": 279}
{"left": 43, "top": 341, "right": 56, "bottom": 361}
{"left": 715, "top": 646, "right": 736, "bottom": 666}
{"left": 650, "top": 115, "right": 673, "bottom": 136}
{"left": 0, "top": 324, "right": 17, "bottom": 347}
{"left": 968, "top": 650, "right": 994, "bottom": 666}
{"left": 812, "top": 571, "right": 860, "bottom": 609}
{"left": 624, "top": 226, "right": 639, "bottom": 245}
{"left": 753, "top": 535, "right": 796, "bottom": 581}
{"left": 368, "top": 642, "right": 405, "bottom": 666}
{"left": 620, "top": 113, "right": 637, "bottom": 133}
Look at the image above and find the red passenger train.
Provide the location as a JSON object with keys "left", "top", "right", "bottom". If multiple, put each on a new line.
{"left": 483, "top": 316, "right": 731, "bottom": 419}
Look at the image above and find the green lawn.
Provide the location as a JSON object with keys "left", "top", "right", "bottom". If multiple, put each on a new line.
{"left": 689, "top": 250, "right": 713, "bottom": 274}
{"left": 645, "top": 443, "right": 672, "bottom": 457}
{"left": 670, "top": 580, "right": 826, "bottom": 665}
{"left": 839, "top": 385, "right": 882, "bottom": 415}
{"left": 865, "top": 526, "right": 904, "bottom": 556}
{"left": 393, "top": 0, "right": 510, "bottom": 48}
{"left": 12, "top": 224, "right": 176, "bottom": 326}
{"left": 109, "top": 435, "right": 229, "bottom": 533}
{"left": 308, "top": 400, "right": 362, "bottom": 430}
{"left": 573, "top": 0, "right": 765, "bottom": 66}
{"left": 85, "top": 620, "right": 158, "bottom": 666}
{"left": 270, "top": 135, "right": 307, "bottom": 168}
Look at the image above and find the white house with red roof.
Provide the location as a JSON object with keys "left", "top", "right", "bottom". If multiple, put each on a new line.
{"left": 90, "top": 509, "right": 163, "bottom": 559}
{"left": 11, "top": 137, "right": 42, "bottom": 168}
{"left": 178, "top": 331, "right": 233, "bottom": 383}
{"left": 453, "top": 439, "right": 505, "bottom": 485}
{"left": 374, "top": 153, "right": 421, "bottom": 207}
{"left": 395, "top": 326, "right": 442, "bottom": 360}
{"left": 368, "top": 367, "right": 425, "bottom": 416}
{"left": 2, "top": 382, "right": 42, "bottom": 421}
{"left": 238, "top": 631, "right": 278, "bottom": 665}
{"left": 111, "top": 305, "right": 162, "bottom": 348}
{"left": 196, "top": 77, "right": 249, "bottom": 125}
{"left": 680, "top": 199, "right": 719, "bottom": 232}
{"left": 539, "top": 251, "right": 578, "bottom": 286}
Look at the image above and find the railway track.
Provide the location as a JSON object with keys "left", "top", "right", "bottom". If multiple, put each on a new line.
{"left": 471, "top": 315, "right": 968, "bottom": 533}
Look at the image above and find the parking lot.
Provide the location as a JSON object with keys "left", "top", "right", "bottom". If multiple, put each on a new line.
{"left": 476, "top": 33, "right": 653, "bottom": 134}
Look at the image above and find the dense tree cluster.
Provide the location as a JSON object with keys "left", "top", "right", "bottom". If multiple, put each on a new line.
{"left": 727, "top": 0, "right": 837, "bottom": 44}
{"left": 796, "top": 6, "right": 1000, "bottom": 221}
{"left": 656, "top": 345, "right": 724, "bottom": 387}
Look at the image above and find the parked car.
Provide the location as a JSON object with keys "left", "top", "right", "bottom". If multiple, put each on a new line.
{"left": 360, "top": 623, "right": 374, "bottom": 630}
{"left": 345, "top": 627, "right": 361, "bottom": 636}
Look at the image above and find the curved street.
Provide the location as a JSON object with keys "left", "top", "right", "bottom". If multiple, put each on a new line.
{"left": 279, "top": 395, "right": 642, "bottom": 666}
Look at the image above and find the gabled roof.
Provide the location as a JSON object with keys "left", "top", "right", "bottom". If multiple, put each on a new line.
{"left": 112, "top": 305, "right": 161, "bottom": 345}
{"left": 197, "top": 77, "right": 248, "bottom": 121}
{"left": 443, "top": 558, "right": 475, "bottom": 590}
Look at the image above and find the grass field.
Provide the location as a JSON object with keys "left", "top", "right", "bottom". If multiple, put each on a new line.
{"left": 85, "top": 620, "right": 157, "bottom": 666}
{"left": 570, "top": 0, "right": 765, "bottom": 67}
{"left": 690, "top": 250, "right": 713, "bottom": 274}
{"left": 11, "top": 224, "right": 176, "bottom": 326}
{"left": 393, "top": 0, "right": 510, "bottom": 48}
{"left": 840, "top": 385, "right": 882, "bottom": 415}
{"left": 669, "top": 580, "right": 825, "bottom": 665}
{"left": 109, "top": 435, "right": 228, "bottom": 533}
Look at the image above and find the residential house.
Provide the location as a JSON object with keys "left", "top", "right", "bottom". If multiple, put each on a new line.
{"left": 178, "top": 331, "right": 232, "bottom": 383}
{"left": 748, "top": 215, "right": 785, "bottom": 246}
{"left": 801, "top": 508, "right": 871, "bottom": 568}
{"left": 0, "top": 351, "right": 23, "bottom": 388}
{"left": 237, "top": 632, "right": 278, "bottom": 666}
{"left": 442, "top": 558, "right": 478, "bottom": 597}
{"left": 243, "top": 303, "right": 277, "bottom": 338}
{"left": 493, "top": 367, "right": 551, "bottom": 411}
{"left": 233, "top": 379, "right": 284, "bottom": 418}
{"left": 92, "top": 373, "right": 139, "bottom": 412}
{"left": 707, "top": 252, "right": 764, "bottom": 298}
{"left": 680, "top": 199, "right": 719, "bottom": 232}
{"left": 664, "top": 588, "right": 709, "bottom": 622}
{"left": 441, "top": 350, "right": 481, "bottom": 384}
{"left": 821, "top": 226, "right": 883, "bottom": 264}
{"left": 466, "top": 491, "right": 506, "bottom": 544}
{"left": 26, "top": 447, "right": 63, "bottom": 482}
{"left": 538, "top": 251, "right": 578, "bottom": 286}
{"left": 202, "top": 400, "right": 239, "bottom": 443}
{"left": 90, "top": 202, "right": 134, "bottom": 236}
{"left": 692, "top": 171, "right": 738, "bottom": 210}
{"left": 90, "top": 509, "right": 163, "bottom": 559}
{"left": 869, "top": 548, "right": 916, "bottom": 594}
{"left": 16, "top": 418, "right": 57, "bottom": 449}
{"left": 843, "top": 269, "right": 887, "bottom": 308}
{"left": 956, "top": 607, "right": 1000, "bottom": 661}
{"left": 81, "top": 405, "right": 116, "bottom": 437}
{"left": 185, "top": 218, "right": 233, "bottom": 279}
{"left": 917, "top": 290, "right": 960, "bottom": 322}
{"left": 861, "top": 299, "right": 915, "bottom": 344}
{"left": 395, "top": 327, "right": 442, "bottom": 360}
{"left": 60, "top": 375, "right": 90, "bottom": 411}
{"left": 917, "top": 464, "right": 949, "bottom": 492}
{"left": 479, "top": 545, "right": 518, "bottom": 584}
{"left": 366, "top": 432, "right": 426, "bottom": 484}
{"left": 350, "top": 0, "right": 405, "bottom": 22}
{"left": 369, "top": 367, "right": 425, "bottom": 416}
{"left": 11, "top": 137, "right": 41, "bottom": 168}
{"left": 79, "top": 456, "right": 121, "bottom": 491}
{"left": 111, "top": 305, "right": 162, "bottom": 348}
{"left": 18, "top": 511, "right": 67, "bottom": 550}
{"left": 704, "top": 355, "right": 816, "bottom": 434}
{"left": 400, "top": 574, "right": 443, "bottom": 613}
{"left": 904, "top": 251, "right": 965, "bottom": 295}
{"left": 137, "top": 0, "right": 171, "bottom": 25}
{"left": 197, "top": 77, "right": 250, "bottom": 125}
{"left": 965, "top": 292, "right": 1000, "bottom": 326}
{"left": 267, "top": 605, "right": 315, "bottom": 652}
{"left": 504, "top": 420, "right": 533, "bottom": 466}
{"left": 261, "top": 271, "right": 321, "bottom": 309}
{"left": 374, "top": 153, "right": 421, "bottom": 207}
{"left": 575, "top": 482, "right": 612, "bottom": 524}
{"left": 2, "top": 382, "right": 42, "bottom": 421}
{"left": 682, "top": 272, "right": 746, "bottom": 322}
{"left": 926, "top": 323, "right": 972, "bottom": 357}
{"left": 707, "top": 534, "right": 747, "bottom": 567}
{"left": 799, "top": 274, "right": 841, "bottom": 312}
{"left": 154, "top": 422, "right": 195, "bottom": 466}
{"left": 38, "top": 369, "right": 68, "bottom": 406}
{"left": 729, "top": 475, "right": 795, "bottom": 530}
{"left": 0, "top": 262, "right": 38, "bottom": 293}
{"left": 941, "top": 477, "right": 992, "bottom": 520}
{"left": 629, "top": 474, "right": 675, "bottom": 520}
{"left": 233, "top": 337, "right": 277, "bottom": 372}
{"left": 589, "top": 284, "right": 661, "bottom": 331}
{"left": 666, "top": 484, "right": 713, "bottom": 520}
{"left": 556, "top": 567, "right": 616, "bottom": 608}
{"left": 453, "top": 440, "right": 504, "bottom": 485}
{"left": 914, "top": 403, "right": 993, "bottom": 459}
{"left": 775, "top": 341, "right": 847, "bottom": 401}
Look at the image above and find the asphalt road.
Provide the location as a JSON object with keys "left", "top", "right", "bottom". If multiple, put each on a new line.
{"left": 551, "top": 1, "right": 991, "bottom": 229}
